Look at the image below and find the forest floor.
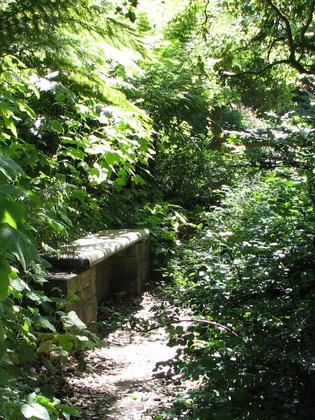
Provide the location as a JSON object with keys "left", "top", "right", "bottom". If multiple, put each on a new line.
{"left": 57, "top": 288, "right": 197, "bottom": 419}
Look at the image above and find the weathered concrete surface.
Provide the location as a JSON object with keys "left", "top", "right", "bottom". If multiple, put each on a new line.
{"left": 45, "top": 229, "right": 150, "bottom": 269}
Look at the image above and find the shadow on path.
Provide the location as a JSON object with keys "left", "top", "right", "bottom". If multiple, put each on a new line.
{"left": 58, "top": 290, "right": 184, "bottom": 419}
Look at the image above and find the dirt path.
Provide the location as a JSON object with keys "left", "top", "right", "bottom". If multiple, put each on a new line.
{"left": 63, "top": 291, "right": 192, "bottom": 419}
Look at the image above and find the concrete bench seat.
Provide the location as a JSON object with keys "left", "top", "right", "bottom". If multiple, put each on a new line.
{"left": 46, "top": 229, "right": 150, "bottom": 325}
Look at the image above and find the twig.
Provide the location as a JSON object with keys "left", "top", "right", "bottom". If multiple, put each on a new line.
{"left": 202, "top": 0, "right": 210, "bottom": 27}
{"left": 143, "top": 318, "right": 241, "bottom": 339}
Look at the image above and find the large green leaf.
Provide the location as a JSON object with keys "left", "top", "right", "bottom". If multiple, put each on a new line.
{"left": 33, "top": 315, "right": 56, "bottom": 332}
{"left": 58, "top": 333, "right": 74, "bottom": 352}
{"left": 61, "top": 311, "right": 87, "bottom": 331}
{"left": 0, "top": 261, "right": 11, "bottom": 300}
{"left": 0, "top": 198, "right": 25, "bottom": 232}
{"left": 0, "top": 153, "right": 24, "bottom": 181}
{"left": 0, "top": 184, "right": 20, "bottom": 197}
{"left": 3, "top": 116, "right": 18, "bottom": 137}
{"left": 17, "top": 100, "right": 36, "bottom": 119}
{"left": 50, "top": 119, "right": 63, "bottom": 133}
{"left": 0, "top": 224, "right": 37, "bottom": 270}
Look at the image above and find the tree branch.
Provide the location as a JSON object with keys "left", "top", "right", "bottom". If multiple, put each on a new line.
{"left": 301, "top": 0, "right": 315, "bottom": 41}
{"left": 264, "top": 0, "right": 296, "bottom": 60}
{"left": 222, "top": 59, "right": 291, "bottom": 78}
{"left": 202, "top": 0, "right": 211, "bottom": 37}
{"left": 267, "top": 37, "right": 283, "bottom": 61}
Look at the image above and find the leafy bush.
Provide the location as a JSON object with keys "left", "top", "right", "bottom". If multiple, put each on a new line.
{"left": 0, "top": 1, "right": 155, "bottom": 417}
{"left": 162, "top": 125, "right": 315, "bottom": 418}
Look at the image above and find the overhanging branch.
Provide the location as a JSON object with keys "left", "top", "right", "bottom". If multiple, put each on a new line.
{"left": 222, "top": 59, "right": 291, "bottom": 78}
{"left": 301, "top": 0, "right": 315, "bottom": 41}
{"left": 264, "top": 0, "right": 296, "bottom": 60}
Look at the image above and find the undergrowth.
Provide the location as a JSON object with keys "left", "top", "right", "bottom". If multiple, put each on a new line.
{"left": 157, "top": 123, "right": 315, "bottom": 419}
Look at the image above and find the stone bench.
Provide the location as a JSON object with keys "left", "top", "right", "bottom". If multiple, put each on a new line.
{"left": 45, "top": 229, "right": 150, "bottom": 325}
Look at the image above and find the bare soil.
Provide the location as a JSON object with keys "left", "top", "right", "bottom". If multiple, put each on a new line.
{"left": 60, "top": 291, "right": 195, "bottom": 419}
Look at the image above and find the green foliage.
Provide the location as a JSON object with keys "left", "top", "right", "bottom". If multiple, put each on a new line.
{"left": 123, "top": 0, "right": 298, "bottom": 208}
{"left": 99, "top": 185, "right": 197, "bottom": 266}
{"left": 218, "top": 0, "right": 315, "bottom": 75}
{"left": 120, "top": 3, "right": 315, "bottom": 418}
{"left": 153, "top": 121, "right": 245, "bottom": 205}
{"left": 0, "top": 0, "right": 314, "bottom": 418}
{"left": 160, "top": 113, "right": 315, "bottom": 418}
{"left": 0, "top": 1, "right": 155, "bottom": 418}
{"left": 0, "top": 257, "right": 100, "bottom": 418}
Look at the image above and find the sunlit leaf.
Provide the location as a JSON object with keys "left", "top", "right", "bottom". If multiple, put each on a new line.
{"left": 50, "top": 119, "right": 63, "bottom": 133}
{"left": 21, "top": 403, "right": 50, "bottom": 420}
{"left": 3, "top": 116, "right": 17, "bottom": 137}
{"left": 61, "top": 311, "right": 87, "bottom": 331}
{"left": 2, "top": 210, "right": 17, "bottom": 229}
{"left": 0, "top": 224, "right": 37, "bottom": 270}
{"left": 17, "top": 101, "right": 36, "bottom": 119}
